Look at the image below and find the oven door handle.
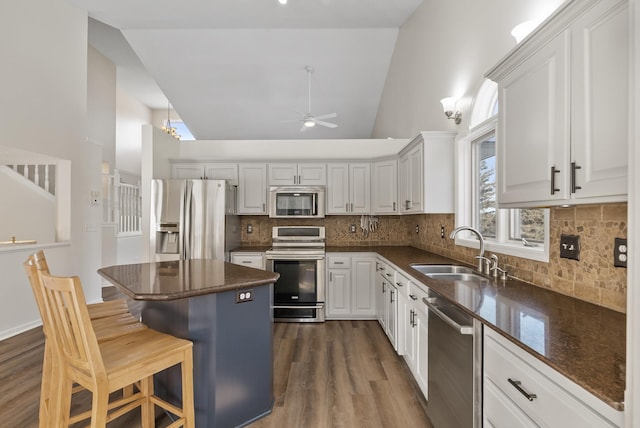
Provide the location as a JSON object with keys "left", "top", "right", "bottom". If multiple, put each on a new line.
{"left": 274, "top": 305, "right": 325, "bottom": 309}
{"left": 265, "top": 254, "right": 325, "bottom": 261}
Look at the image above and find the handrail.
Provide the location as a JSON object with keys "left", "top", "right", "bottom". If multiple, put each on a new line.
{"left": 0, "top": 237, "right": 37, "bottom": 246}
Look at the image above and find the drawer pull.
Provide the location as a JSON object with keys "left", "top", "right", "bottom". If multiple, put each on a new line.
{"left": 508, "top": 378, "right": 537, "bottom": 401}
{"left": 409, "top": 294, "right": 418, "bottom": 301}
{"left": 242, "top": 261, "right": 252, "bottom": 264}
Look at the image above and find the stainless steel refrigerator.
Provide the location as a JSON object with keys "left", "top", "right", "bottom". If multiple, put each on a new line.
{"left": 150, "top": 179, "right": 240, "bottom": 262}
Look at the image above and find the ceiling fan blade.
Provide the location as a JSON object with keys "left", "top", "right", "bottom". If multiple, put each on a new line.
{"left": 300, "top": 124, "right": 308, "bottom": 132}
{"left": 314, "top": 119, "right": 338, "bottom": 129}
{"left": 313, "top": 113, "right": 337, "bottom": 120}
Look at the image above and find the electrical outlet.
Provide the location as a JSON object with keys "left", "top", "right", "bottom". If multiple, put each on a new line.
{"left": 236, "top": 289, "right": 253, "bottom": 303}
{"left": 614, "top": 238, "right": 627, "bottom": 268}
{"left": 350, "top": 224, "right": 356, "bottom": 233}
{"left": 415, "top": 225, "right": 420, "bottom": 234}
{"left": 247, "top": 224, "right": 253, "bottom": 234}
{"left": 440, "top": 226, "right": 445, "bottom": 239}
{"left": 560, "top": 234, "right": 580, "bottom": 261}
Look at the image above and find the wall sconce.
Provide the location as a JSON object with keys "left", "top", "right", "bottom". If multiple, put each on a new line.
{"left": 440, "top": 97, "right": 462, "bottom": 124}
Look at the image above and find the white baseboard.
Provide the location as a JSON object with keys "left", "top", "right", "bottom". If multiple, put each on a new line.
{"left": 0, "top": 319, "right": 42, "bottom": 341}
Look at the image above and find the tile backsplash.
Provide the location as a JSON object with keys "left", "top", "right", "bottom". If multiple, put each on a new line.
{"left": 239, "top": 203, "right": 627, "bottom": 313}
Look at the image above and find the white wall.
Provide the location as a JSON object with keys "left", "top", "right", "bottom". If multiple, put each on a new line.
{"left": 87, "top": 45, "right": 116, "bottom": 167}
{"left": 372, "top": 0, "right": 565, "bottom": 139}
{"left": 0, "top": 0, "right": 104, "bottom": 339}
{"left": 116, "top": 88, "right": 153, "bottom": 177}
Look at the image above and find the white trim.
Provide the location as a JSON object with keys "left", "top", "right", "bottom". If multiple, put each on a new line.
{"left": 0, "top": 320, "right": 42, "bottom": 342}
{"left": 626, "top": 0, "right": 638, "bottom": 425}
{"left": 0, "top": 240, "right": 71, "bottom": 255}
{"left": 455, "top": 117, "right": 550, "bottom": 262}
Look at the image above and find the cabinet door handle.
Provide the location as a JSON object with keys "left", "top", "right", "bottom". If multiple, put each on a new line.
{"left": 262, "top": 203, "right": 266, "bottom": 212}
{"left": 409, "top": 294, "right": 418, "bottom": 301}
{"left": 571, "top": 162, "right": 582, "bottom": 193}
{"left": 508, "top": 378, "right": 537, "bottom": 401}
{"left": 350, "top": 202, "right": 354, "bottom": 212}
{"left": 393, "top": 202, "right": 396, "bottom": 211}
{"left": 329, "top": 272, "right": 333, "bottom": 281}
{"left": 550, "top": 166, "right": 560, "bottom": 195}
{"left": 390, "top": 290, "right": 395, "bottom": 303}
{"left": 346, "top": 203, "right": 349, "bottom": 212}
{"left": 409, "top": 309, "right": 414, "bottom": 326}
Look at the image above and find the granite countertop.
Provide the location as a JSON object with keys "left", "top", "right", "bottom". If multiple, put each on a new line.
{"left": 327, "top": 246, "right": 626, "bottom": 411}
{"left": 98, "top": 259, "right": 279, "bottom": 301}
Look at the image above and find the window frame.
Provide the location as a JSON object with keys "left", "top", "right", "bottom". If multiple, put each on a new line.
{"left": 455, "top": 116, "right": 550, "bottom": 262}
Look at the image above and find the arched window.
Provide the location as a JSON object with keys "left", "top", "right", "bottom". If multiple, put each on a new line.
{"left": 454, "top": 79, "right": 549, "bottom": 262}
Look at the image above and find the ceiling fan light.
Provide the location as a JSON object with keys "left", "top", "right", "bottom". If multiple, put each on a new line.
{"left": 304, "top": 119, "right": 315, "bottom": 127}
{"left": 278, "top": 0, "right": 287, "bottom": 4}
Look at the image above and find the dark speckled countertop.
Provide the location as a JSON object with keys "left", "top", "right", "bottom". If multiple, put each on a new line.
{"left": 98, "top": 259, "right": 279, "bottom": 301}
{"left": 326, "top": 246, "right": 626, "bottom": 411}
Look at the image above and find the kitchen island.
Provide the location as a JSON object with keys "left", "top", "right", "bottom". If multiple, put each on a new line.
{"left": 98, "top": 259, "right": 279, "bottom": 428}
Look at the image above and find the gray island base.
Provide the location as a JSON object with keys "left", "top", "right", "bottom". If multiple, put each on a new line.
{"left": 98, "top": 259, "right": 278, "bottom": 427}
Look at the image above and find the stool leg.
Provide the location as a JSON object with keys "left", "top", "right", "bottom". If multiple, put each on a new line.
{"left": 55, "top": 376, "right": 73, "bottom": 428}
{"left": 182, "top": 350, "right": 195, "bottom": 428}
{"left": 38, "top": 342, "right": 52, "bottom": 428}
{"left": 90, "top": 385, "right": 109, "bottom": 428}
{"left": 140, "top": 375, "right": 155, "bottom": 428}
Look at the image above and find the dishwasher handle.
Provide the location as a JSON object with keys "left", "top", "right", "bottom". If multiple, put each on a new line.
{"left": 423, "top": 297, "right": 473, "bottom": 335}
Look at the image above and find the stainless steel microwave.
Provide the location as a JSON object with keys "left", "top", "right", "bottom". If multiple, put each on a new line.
{"left": 268, "top": 186, "right": 326, "bottom": 218}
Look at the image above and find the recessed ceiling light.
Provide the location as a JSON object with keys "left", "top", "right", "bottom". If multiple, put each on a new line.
{"left": 278, "top": 0, "right": 287, "bottom": 4}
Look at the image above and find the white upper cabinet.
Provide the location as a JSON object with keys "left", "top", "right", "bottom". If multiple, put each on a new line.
{"left": 268, "top": 163, "right": 326, "bottom": 186}
{"left": 372, "top": 159, "right": 398, "bottom": 214}
{"left": 327, "top": 163, "right": 371, "bottom": 214}
{"left": 237, "top": 163, "right": 267, "bottom": 215}
{"left": 398, "top": 132, "right": 455, "bottom": 214}
{"left": 487, "top": 0, "right": 628, "bottom": 207}
{"left": 171, "top": 161, "right": 239, "bottom": 185}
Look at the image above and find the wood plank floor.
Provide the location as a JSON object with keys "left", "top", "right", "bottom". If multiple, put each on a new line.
{"left": 250, "top": 321, "right": 433, "bottom": 428}
{"left": 0, "top": 298, "right": 432, "bottom": 427}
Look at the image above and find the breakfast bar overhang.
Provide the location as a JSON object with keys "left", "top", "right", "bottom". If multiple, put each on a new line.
{"left": 98, "top": 259, "right": 279, "bottom": 428}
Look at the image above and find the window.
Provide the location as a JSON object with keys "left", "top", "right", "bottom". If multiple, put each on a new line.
{"left": 455, "top": 80, "right": 549, "bottom": 262}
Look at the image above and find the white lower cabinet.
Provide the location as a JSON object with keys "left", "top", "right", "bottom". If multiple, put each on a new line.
{"left": 375, "top": 258, "right": 398, "bottom": 351}
{"left": 326, "top": 254, "right": 376, "bottom": 319}
{"left": 483, "top": 328, "right": 623, "bottom": 427}
{"left": 402, "top": 279, "right": 429, "bottom": 398}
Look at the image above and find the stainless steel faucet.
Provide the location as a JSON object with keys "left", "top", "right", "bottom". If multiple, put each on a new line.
{"left": 449, "top": 226, "right": 489, "bottom": 274}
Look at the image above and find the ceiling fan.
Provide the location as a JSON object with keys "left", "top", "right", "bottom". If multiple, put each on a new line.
{"left": 284, "top": 65, "right": 338, "bottom": 132}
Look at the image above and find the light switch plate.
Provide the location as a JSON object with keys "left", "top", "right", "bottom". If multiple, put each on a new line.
{"left": 560, "top": 234, "right": 580, "bottom": 261}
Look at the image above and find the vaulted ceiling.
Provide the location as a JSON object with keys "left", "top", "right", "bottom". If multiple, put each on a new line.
{"left": 73, "top": 0, "right": 423, "bottom": 140}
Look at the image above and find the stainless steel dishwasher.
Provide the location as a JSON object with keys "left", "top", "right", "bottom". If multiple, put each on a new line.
{"left": 423, "top": 291, "right": 482, "bottom": 428}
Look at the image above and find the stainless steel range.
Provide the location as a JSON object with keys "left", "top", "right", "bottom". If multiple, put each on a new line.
{"left": 265, "top": 226, "right": 326, "bottom": 322}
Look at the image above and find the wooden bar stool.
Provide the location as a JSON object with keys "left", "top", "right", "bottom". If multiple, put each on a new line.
{"left": 24, "top": 251, "right": 147, "bottom": 426}
{"left": 37, "top": 270, "right": 195, "bottom": 427}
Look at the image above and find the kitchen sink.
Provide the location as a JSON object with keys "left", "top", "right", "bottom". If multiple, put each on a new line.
{"left": 423, "top": 272, "right": 488, "bottom": 282}
{"left": 410, "top": 264, "right": 474, "bottom": 275}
